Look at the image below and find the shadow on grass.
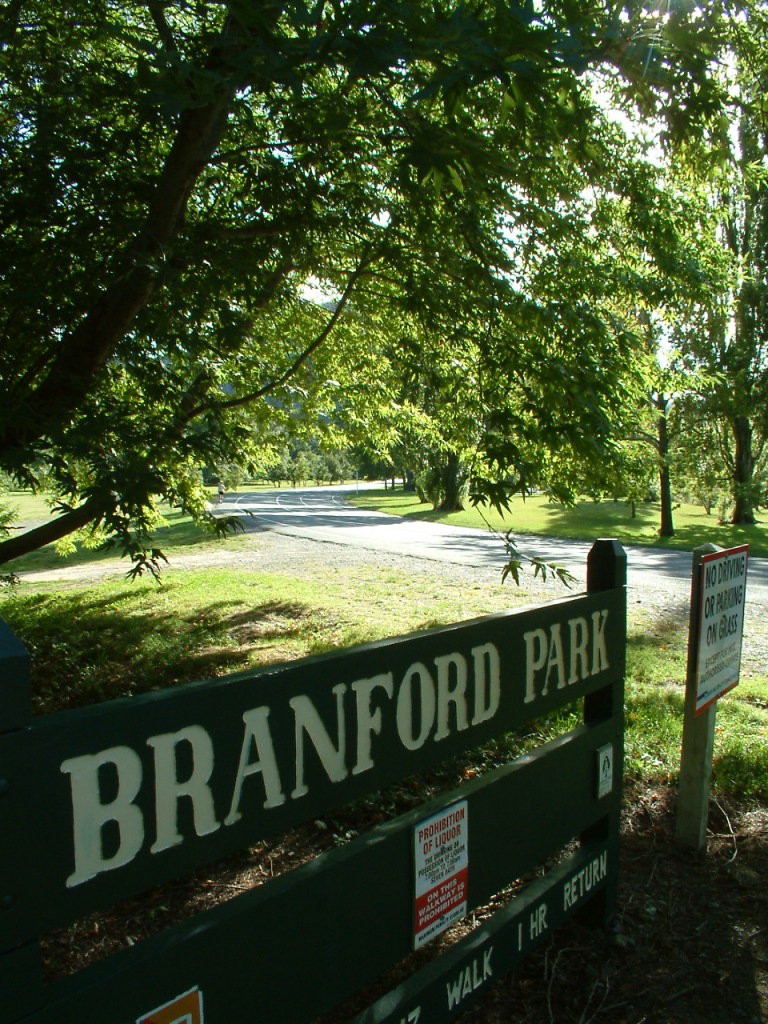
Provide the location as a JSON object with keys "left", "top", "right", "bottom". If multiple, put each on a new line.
{"left": 540, "top": 498, "right": 660, "bottom": 532}
{"left": 2, "top": 590, "right": 311, "bottom": 715}
{"left": 151, "top": 512, "right": 233, "bottom": 549}
{"left": 539, "top": 500, "right": 768, "bottom": 555}
{"left": 379, "top": 504, "right": 448, "bottom": 524}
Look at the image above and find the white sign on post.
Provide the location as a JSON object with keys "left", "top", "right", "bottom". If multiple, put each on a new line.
{"left": 695, "top": 544, "right": 749, "bottom": 715}
{"left": 413, "top": 801, "right": 468, "bottom": 949}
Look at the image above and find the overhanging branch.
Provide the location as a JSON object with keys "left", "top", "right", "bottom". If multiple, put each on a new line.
{"left": 188, "top": 251, "right": 377, "bottom": 418}
{"left": 3, "top": 15, "right": 243, "bottom": 455}
{"left": 197, "top": 216, "right": 303, "bottom": 240}
{"left": 0, "top": 498, "right": 104, "bottom": 567}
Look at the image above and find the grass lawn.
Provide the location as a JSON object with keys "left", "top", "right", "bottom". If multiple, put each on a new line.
{"left": 1, "top": 559, "right": 766, "bottom": 806}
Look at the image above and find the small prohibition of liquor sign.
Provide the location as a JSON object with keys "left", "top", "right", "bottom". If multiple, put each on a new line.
{"left": 413, "top": 801, "right": 468, "bottom": 949}
{"left": 136, "top": 987, "right": 204, "bottom": 1024}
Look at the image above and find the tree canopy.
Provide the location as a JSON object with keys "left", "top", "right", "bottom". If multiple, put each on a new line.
{"left": 0, "top": 0, "right": 728, "bottom": 572}
{"left": 641, "top": 5, "right": 768, "bottom": 526}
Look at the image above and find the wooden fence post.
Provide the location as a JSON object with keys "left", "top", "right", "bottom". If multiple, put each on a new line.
{"left": 0, "top": 618, "right": 43, "bottom": 1024}
{"left": 586, "top": 539, "right": 627, "bottom": 722}
{"left": 0, "top": 617, "right": 31, "bottom": 733}
{"left": 579, "top": 538, "right": 627, "bottom": 928}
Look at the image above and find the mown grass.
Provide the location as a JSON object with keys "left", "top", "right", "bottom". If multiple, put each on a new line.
{"left": 623, "top": 607, "right": 768, "bottom": 800}
{"left": 4, "top": 502, "right": 236, "bottom": 575}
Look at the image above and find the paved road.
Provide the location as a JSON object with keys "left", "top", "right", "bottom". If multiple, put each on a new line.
{"left": 221, "top": 485, "right": 768, "bottom": 600}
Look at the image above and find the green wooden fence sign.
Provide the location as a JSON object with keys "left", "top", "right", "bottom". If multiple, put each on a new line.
{"left": 0, "top": 540, "right": 626, "bottom": 1024}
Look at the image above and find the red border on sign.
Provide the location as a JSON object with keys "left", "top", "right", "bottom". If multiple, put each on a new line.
{"left": 696, "top": 544, "right": 749, "bottom": 715}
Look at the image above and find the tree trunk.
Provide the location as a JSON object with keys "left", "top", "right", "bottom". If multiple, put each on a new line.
{"left": 730, "top": 415, "right": 757, "bottom": 524}
{"left": 437, "top": 453, "right": 465, "bottom": 512}
{"left": 1, "top": 14, "right": 262, "bottom": 457}
{"left": 655, "top": 394, "right": 675, "bottom": 537}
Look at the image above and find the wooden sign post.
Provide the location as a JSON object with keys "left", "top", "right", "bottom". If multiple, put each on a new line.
{"left": 676, "top": 543, "right": 749, "bottom": 850}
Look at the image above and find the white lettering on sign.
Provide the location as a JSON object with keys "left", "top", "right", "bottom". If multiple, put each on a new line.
{"left": 350, "top": 673, "right": 394, "bottom": 775}
{"left": 61, "top": 746, "right": 144, "bottom": 888}
{"left": 397, "top": 662, "right": 437, "bottom": 750}
{"left": 225, "top": 706, "right": 286, "bottom": 827}
{"left": 290, "top": 683, "right": 348, "bottom": 799}
{"left": 528, "top": 902, "right": 548, "bottom": 940}
{"left": 445, "top": 947, "right": 493, "bottom": 1010}
{"left": 523, "top": 611, "right": 609, "bottom": 704}
{"left": 148, "top": 725, "right": 220, "bottom": 854}
{"left": 61, "top": 645, "right": 499, "bottom": 887}
{"left": 562, "top": 851, "right": 608, "bottom": 910}
{"left": 59, "top": 601, "right": 611, "bottom": 890}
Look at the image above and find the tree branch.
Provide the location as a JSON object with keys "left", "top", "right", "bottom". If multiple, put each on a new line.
{"left": 189, "top": 252, "right": 376, "bottom": 418}
{"left": 624, "top": 429, "right": 660, "bottom": 449}
{"left": 148, "top": 0, "right": 179, "bottom": 52}
{"left": 197, "top": 217, "right": 300, "bottom": 240}
{"left": 0, "top": 498, "right": 104, "bottom": 567}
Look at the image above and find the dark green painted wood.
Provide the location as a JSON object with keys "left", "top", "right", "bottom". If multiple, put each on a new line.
{"left": 1, "top": 541, "right": 627, "bottom": 1024}
{"left": 585, "top": 540, "right": 627, "bottom": 726}
{"left": 0, "top": 587, "right": 625, "bottom": 952}
{"left": 0, "top": 943, "right": 43, "bottom": 1024}
{"left": 0, "top": 618, "right": 30, "bottom": 732}
{"left": 0, "top": 624, "right": 41, "bottom": 1024}
{"left": 580, "top": 538, "right": 626, "bottom": 927}
{"left": 11, "top": 717, "right": 621, "bottom": 1024}
{"left": 587, "top": 538, "right": 627, "bottom": 593}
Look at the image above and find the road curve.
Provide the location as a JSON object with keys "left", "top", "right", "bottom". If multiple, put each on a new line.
{"left": 221, "top": 485, "right": 768, "bottom": 601}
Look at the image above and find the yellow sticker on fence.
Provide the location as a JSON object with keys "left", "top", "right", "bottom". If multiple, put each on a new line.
{"left": 136, "top": 987, "right": 204, "bottom": 1024}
